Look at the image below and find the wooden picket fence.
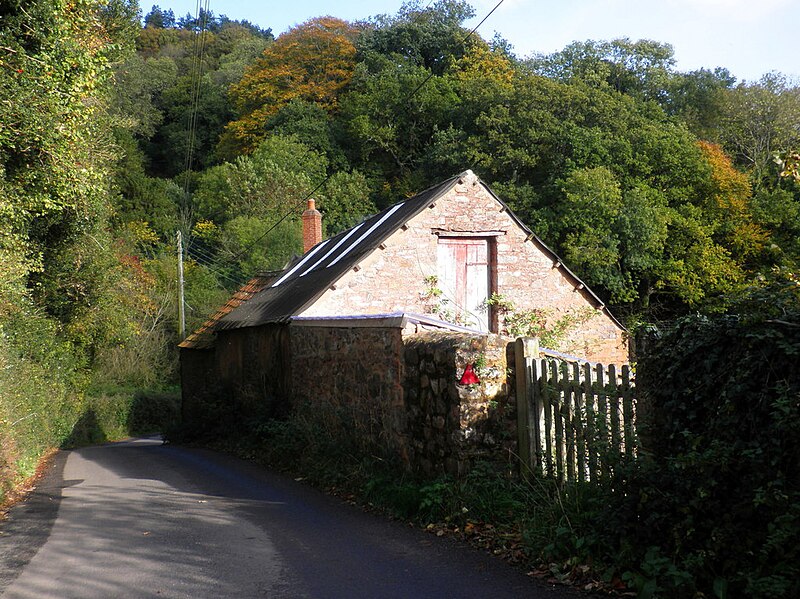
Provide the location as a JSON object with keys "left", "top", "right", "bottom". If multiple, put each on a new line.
{"left": 514, "top": 338, "right": 637, "bottom": 483}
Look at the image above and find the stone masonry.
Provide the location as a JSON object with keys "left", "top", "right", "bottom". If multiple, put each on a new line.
{"left": 301, "top": 171, "right": 628, "bottom": 364}
{"left": 289, "top": 323, "right": 409, "bottom": 461}
{"left": 285, "top": 322, "right": 519, "bottom": 475}
{"left": 402, "top": 332, "right": 517, "bottom": 475}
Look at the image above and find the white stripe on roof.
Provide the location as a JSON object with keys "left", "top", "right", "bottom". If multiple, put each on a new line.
{"left": 328, "top": 202, "right": 405, "bottom": 267}
{"left": 271, "top": 239, "right": 331, "bottom": 288}
{"left": 298, "top": 222, "right": 365, "bottom": 277}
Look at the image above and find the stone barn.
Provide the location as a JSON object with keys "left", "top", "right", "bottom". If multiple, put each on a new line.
{"left": 210, "top": 169, "right": 626, "bottom": 359}
{"left": 179, "top": 169, "right": 629, "bottom": 465}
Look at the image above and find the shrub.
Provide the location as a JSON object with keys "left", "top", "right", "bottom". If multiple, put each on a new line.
{"left": 0, "top": 306, "right": 88, "bottom": 502}
{"left": 62, "top": 387, "right": 181, "bottom": 449}
{"left": 619, "top": 282, "right": 800, "bottom": 597}
{"left": 514, "top": 281, "right": 800, "bottom": 597}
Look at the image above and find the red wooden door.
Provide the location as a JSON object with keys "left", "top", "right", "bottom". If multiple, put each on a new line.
{"left": 437, "top": 238, "right": 489, "bottom": 331}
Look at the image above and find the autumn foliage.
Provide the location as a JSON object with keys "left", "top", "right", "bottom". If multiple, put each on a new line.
{"left": 222, "top": 17, "right": 359, "bottom": 154}
{"left": 697, "top": 140, "right": 768, "bottom": 259}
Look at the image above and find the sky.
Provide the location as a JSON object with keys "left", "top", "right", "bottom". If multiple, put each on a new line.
{"left": 149, "top": 0, "right": 797, "bottom": 84}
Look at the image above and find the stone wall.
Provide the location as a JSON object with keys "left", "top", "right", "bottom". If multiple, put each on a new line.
{"left": 287, "top": 325, "right": 519, "bottom": 475}
{"left": 403, "top": 332, "right": 517, "bottom": 475}
{"left": 214, "top": 324, "right": 290, "bottom": 417}
{"left": 184, "top": 321, "right": 588, "bottom": 476}
{"left": 289, "top": 324, "right": 409, "bottom": 460}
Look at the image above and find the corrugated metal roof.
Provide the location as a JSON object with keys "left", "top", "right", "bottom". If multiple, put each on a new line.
{"left": 208, "top": 170, "right": 625, "bottom": 333}
{"left": 177, "top": 272, "right": 279, "bottom": 349}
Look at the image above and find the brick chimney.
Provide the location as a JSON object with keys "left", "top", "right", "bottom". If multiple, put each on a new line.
{"left": 302, "top": 198, "right": 322, "bottom": 253}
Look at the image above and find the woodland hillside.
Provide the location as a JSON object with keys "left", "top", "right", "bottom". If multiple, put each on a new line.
{"left": 2, "top": 0, "right": 798, "bottom": 496}
{"left": 0, "top": 2, "right": 798, "bottom": 594}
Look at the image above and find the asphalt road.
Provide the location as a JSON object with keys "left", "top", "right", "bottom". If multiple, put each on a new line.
{"left": 0, "top": 437, "right": 580, "bottom": 598}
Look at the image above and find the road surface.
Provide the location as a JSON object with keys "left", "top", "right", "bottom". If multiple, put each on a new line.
{"left": 0, "top": 437, "right": 579, "bottom": 598}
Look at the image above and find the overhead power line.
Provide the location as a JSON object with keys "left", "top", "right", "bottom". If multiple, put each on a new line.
{"left": 406, "top": 0, "right": 505, "bottom": 100}
{"left": 186, "top": 252, "right": 245, "bottom": 289}
{"left": 182, "top": 0, "right": 211, "bottom": 197}
{"left": 226, "top": 173, "right": 334, "bottom": 266}
{"left": 194, "top": 0, "right": 505, "bottom": 285}
{"left": 177, "top": 0, "right": 214, "bottom": 329}
{"left": 185, "top": 240, "right": 246, "bottom": 286}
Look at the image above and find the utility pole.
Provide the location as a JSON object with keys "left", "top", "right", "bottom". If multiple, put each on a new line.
{"left": 177, "top": 230, "right": 186, "bottom": 340}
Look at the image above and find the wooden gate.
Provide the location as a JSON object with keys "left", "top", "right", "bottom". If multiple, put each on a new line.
{"left": 515, "top": 338, "right": 637, "bottom": 482}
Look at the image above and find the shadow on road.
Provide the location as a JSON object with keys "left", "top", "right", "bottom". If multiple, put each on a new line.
{"left": 0, "top": 451, "right": 69, "bottom": 592}
{"left": 0, "top": 437, "right": 582, "bottom": 599}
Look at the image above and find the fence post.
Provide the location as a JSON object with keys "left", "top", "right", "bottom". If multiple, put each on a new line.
{"left": 595, "top": 363, "right": 609, "bottom": 478}
{"left": 583, "top": 362, "right": 596, "bottom": 481}
{"left": 541, "top": 358, "right": 553, "bottom": 478}
{"left": 554, "top": 361, "right": 567, "bottom": 482}
{"left": 515, "top": 337, "right": 539, "bottom": 480}
{"left": 608, "top": 363, "right": 621, "bottom": 461}
{"left": 621, "top": 364, "right": 635, "bottom": 458}
{"left": 573, "top": 362, "right": 586, "bottom": 483}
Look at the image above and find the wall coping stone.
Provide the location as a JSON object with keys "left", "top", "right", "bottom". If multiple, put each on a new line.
{"left": 290, "top": 312, "right": 481, "bottom": 334}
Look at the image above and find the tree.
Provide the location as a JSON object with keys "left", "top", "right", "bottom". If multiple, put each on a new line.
{"left": 143, "top": 5, "right": 176, "bottom": 29}
{"left": 557, "top": 167, "right": 628, "bottom": 301}
{"left": 656, "top": 204, "right": 746, "bottom": 309}
{"left": 319, "top": 170, "right": 375, "bottom": 235}
{"left": 526, "top": 38, "right": 676, "bottom": 102}
{"left": 421, "top": 69, "right": 761, "bottom": 315}
{"left": 218, "top": 216, "right": 302, "bottom": 278}
{"left": 718, "top": 73, "right": 800, "bottom": 186}
{"left": 697, "top": 141, "right": 767, "bottom": 262}
{"left": 110, "top": 54, "right": 178, "bottom": 138}
{"left": 663, "top": 67, "right": 736, "bottom": 139}
{"left": 332, "top": 0, "right": 486, "bottom": 201}
{"left": 112, "top": 131, "right": 183, "bottom": 239}
{"left": 0, "top": 0, "right": 159, "bottom": 498}
{"left": 221, "top": 17, "right": 360, "bottom": 155}
{"left": 0, "top": 0, "right": 137, "bottom": 325}
{"left": 778, "top": 150, "right": 800, "bottom": 182}
{"left": 188, "top": 135, "right": 326, "bottom": 280}
{"left": 194, "top": 135, "right": 327, "bottom": 222}
{"left": 210, "top": 24, "right": 273, "bottom": 88}
{"left": 129, "top": 19, "right": 272, "bottom": 177}
{"left": 358, "top": 0, "right": 476, "bottom": 75}
{"left": 147, "top": 73, "right": 235, "bottom": 176}
{"left": 177, "top": 8, "right": 220, "bottom": 33}
{"left": 552, "top": 163, "right": 746, "bottom": 311}
{"left": 339, "top": 58, "right": 460, "bottom": 202}
{"left": 263, "top": 100, "right": 347, "bottom": 170}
